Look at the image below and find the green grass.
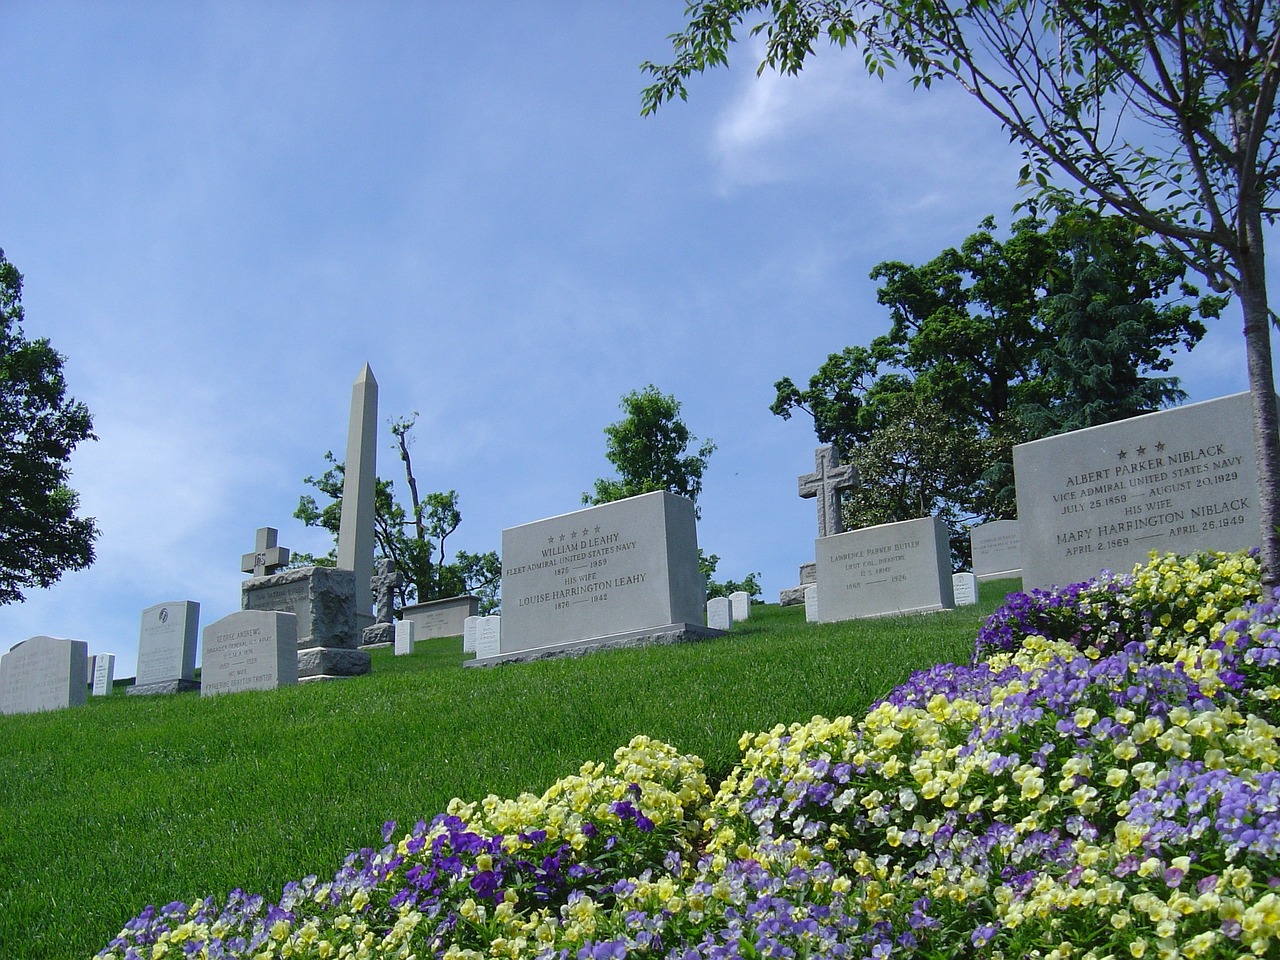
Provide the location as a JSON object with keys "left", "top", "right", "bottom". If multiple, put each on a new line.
{"left": 0, "top": 582, "right": 1018, "bottom": 960}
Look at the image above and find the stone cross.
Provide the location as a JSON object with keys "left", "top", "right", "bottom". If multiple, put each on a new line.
{"left": 798, "top": 445, "right": 858, "bottom": 538}
{"left": 241, "top": 527, "right": 291, "bottom": 577}
{"left": 337, "top": 363, "right": 378, "bottom": 625}
{"left": 370, "top": 558, "right": 402, "bottom": 624}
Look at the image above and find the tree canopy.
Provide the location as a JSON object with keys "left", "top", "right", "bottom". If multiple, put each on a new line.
{"left": 0, "top": 249, "right": 98, "bottom": 604}
{"left": 583, "top": 385, "right": 716, "bottom": 514}
{"left": 295, "top": 413, "right": 500, "bottom": 613}
{"left": 643, "top": 0, "right": 1280, "bottom": 580}
{"left": 772, "top": 205, "right": 1217, "bottom": 549}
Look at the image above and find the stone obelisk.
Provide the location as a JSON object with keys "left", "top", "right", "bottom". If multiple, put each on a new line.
{"left": 337, "top": 363, "right": 378, "bottom": 632}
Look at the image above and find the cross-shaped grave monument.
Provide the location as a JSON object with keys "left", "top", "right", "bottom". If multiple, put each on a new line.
{"left": 241, "top": 527, "right": 291, "bottom": 577}
{"left": 780, "top": 445, "right": 859, "bottom": 605}
{"left": 361, "top": 558, "right": 403, "bottom": 647}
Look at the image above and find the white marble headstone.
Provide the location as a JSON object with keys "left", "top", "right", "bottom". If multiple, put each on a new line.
{"left": 394, "top": 620, "right": 415, "bottom": 656}
{"left": 0, "top": 636, "right": 88, "bottom": 715}
{"left": 463, "top": 615, "right": 478, "bottom": 654}
{"left": 728, "top": 591, "right": 750, "bottom": 621}
{"left": 706, "top": 596, "right": 732, "bottom": 631}
{"left": 200, "top": 610, "right": 298, "bottom": 697}
{"left": 804, "top": 585, "right": 819, "bottom": 623}
{"left": 91, "top": 653, "right": 116, "bottom": 696}
{"left": 475, "top": 616, "right": 501, "bottom": 659}
{"left": 952, "top": 572, "right": 978, "bottom": 607}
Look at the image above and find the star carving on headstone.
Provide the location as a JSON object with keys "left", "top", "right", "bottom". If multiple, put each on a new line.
{"left": 1117, "top": 449, "right": 1129, "bottom": 461}
{"left": 559, "top": 533, "right": 566, "bottom": 542}
{"left": 547, "top": 536, "right": 555, "bottom": 545}
{"left": 1136, "top": 445, "right": 1147, "bottom": 456}
{"left": 570, "top": 530, "right": 579, "bottom": 539}
{"left": 1156, "top": 441, "right": 1166, "bottom": 452}
{"left": 594, "top": 525, "right": 601, "bottom": 534}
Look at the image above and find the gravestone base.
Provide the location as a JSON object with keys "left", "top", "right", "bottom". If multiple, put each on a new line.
{"left": 128, "top": 678, "right": 201, "bottom": 696}
{"left": 360, "top": 622, "right": 395, "bottom": 648}
{"left": 466, "top": 622, "right": 723, "bottom": 668}
{"left": 298, "top": 646, "right": 372, "bottom": 682}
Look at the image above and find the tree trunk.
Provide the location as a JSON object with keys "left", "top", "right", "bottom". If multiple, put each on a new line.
{"left": 1238, "top": 212, "right": 1279, "bottom": 587}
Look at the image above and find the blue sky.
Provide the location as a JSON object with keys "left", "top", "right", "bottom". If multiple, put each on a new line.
{"left": 0, "top": 2, "right": 1260, "bottom": 676}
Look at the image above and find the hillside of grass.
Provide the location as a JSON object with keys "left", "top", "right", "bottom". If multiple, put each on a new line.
{"left": 0, "top": 585, "right": 1015, "bottom": 960}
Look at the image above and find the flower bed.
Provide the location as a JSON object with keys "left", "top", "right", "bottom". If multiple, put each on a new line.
{"left": 98, "top": 551, "right": 1280, "bottom": 960}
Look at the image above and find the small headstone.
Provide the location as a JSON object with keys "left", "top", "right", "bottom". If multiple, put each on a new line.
{"left": 706, "top": 596, "right": 732, "bottom": 631}
{"left": 1013, "top": 392, "right": 1261, "bottom": 589}
{"left": 462, "top": 616, "right": 479, "bottom": 653}
{"left": 130, "top": 600, "right": 201, "bottom": 695}
{"left": 474, "top": 616, "right": 501, "bottom": 659}
{"left": 91, "top": 653, "right": 116, "bottom": 696}
{"left": 402, "top": 595, "right": 480, "bottom": 640}
{"left": 0, "top": 636, "right": 89, "bottom": 715}
{"left": 479, "top": 491, "right": 718, "bottom": 666}
{"left": 804, "top": 585, "right": 819, "bottom": 622}
{"left": 952, "top": 572, "right": 978, "bottom": 606}
{"left": 200, "top": 610, "right": 299, "bottom": 696}
{"left": 241, "top": 527, "right": 291, "bottom": 577}
{"left": 815, "top": 515, "right": 955, "bottom": 622}
{"left": 394, "top": 620, "right": 415, "bottom": 656}
{"left": 728, "top": 591, "right": 751, "bottom": 621}
{"left": 970, "top": 520, "right": 1022, "bottom": 581}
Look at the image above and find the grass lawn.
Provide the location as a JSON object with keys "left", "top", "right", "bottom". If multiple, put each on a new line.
{"left": 0, "top": 582, "right": 1017, "bottom": 960}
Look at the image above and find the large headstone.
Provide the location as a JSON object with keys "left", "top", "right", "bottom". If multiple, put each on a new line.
{"left": 130, "top": 600, "right": 201, "bottom": 695}
{"left": 401, "top": 595, "right": 480, "bottom": 640}
{"left": 91, "top": 653, "right": 116, "bottom": 696}
{"left": 706, "top": 596, "right": 732, "bottom": 631}
{"left": 815, "top": 515, "right": 955, "bottom": 621}
{"left": 729, "top": 591, "right": 751, "bottom": 622}
{"left": 1014, "top": 393, "right": 1261, "bottom": 590}
{"left": 476, "top": 491, "right": 719, "bottom": 665}
{"left": 970, "top": 520, "right": 1022, "bottom": 581}
{"left": 242, "top": 566, "right": 370, "bottom": 681}
{"left": 200, "top": 610, "right": 298, "bottom": 696}
{"left": 0, "top": 636, "right": 89, "bottom": 715}
{"left": 337, "top": 363, "right": 379, "bottom": 631}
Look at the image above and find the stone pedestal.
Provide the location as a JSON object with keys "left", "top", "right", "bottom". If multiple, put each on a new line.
{"left": 242, "top": 566, "right": 370, "bottom": 681}
{"left": 361, "top": 622, "right": 395, "bottom": 648}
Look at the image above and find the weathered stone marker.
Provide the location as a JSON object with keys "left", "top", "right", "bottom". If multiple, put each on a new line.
{"left": 241, "top": 527, "right": 291, "bottom": 578}
{"left": 242, "top": 566, "right": 370, "bottom": 681}
{"left": 799, "top": 445, "right": 859, "bottom": 538}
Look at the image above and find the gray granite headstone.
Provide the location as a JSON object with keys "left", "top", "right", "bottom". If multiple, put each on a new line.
{"left": 952, "top": 572, "right": 978, "bottom": 607}
{"left": 1013, "top": 393, "right": 1261, "bottom": 590}
{"left": 242, "top": 566, "right": 370, "bottom": 681}
{"left": 474, "top": 615, "right": 501, "bottom": 659}
{"left": 815, "top": 515, "right": 955, "bottom": 621}
{"left": 970, "top": 520, "right": 1022, "bottom": 581}
{"left": 799, "top": 445, "right": 859, "bottom": 538}
{"left": 0, "top": 636, "right": 89, "bottom": 715}
{"left": 476, "top": 491, "right": 719, "bottom": 665}
{"left": 706, "top": 596, "right": 732, "bottom": 631}
{"left": 804, "top": 585, "right": 819, "bottom": 622}
{"left": 130, "top": 600, "right": 201, "bottom": 695}
{"left": 200, "top": 610, "right": 298, "bottom": 696}
{"left": 462, "top": 615, "right": 478, "bottom": 654}
{"left": 729, "top": 591, "right": 750, "bottom": 621}
{"left": 394, "top": 620, "right": 415, "bottom": 657}
{"left": 402, "top": 595, "right": 479, "bottom": 640}
{"left": 91, "top": 653, "right": 116, "bottom": 696}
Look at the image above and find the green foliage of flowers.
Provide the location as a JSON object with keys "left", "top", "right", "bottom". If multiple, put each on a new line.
{"left": 97, "top": 551, "right": 1280, "bottom": 960}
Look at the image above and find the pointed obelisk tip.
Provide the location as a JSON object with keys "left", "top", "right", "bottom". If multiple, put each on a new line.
{"left": 355, "top": 362, "right": 376, "bottom": 385}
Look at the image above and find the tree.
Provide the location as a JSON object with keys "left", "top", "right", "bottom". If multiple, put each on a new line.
{"left": 583, "top": 385, "right": 716, "bottom": 514}
{"left": 295, "top": 413, "right": 500, "bottom": 613}
{"left": 642, "top": 0, "right": 1280, "bottom": 581}
{"left": 0, "top": 249, "right": 98, "bottom": 603}
{"left": 772, "top": 206, "right": 1213, "bottom": 527}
